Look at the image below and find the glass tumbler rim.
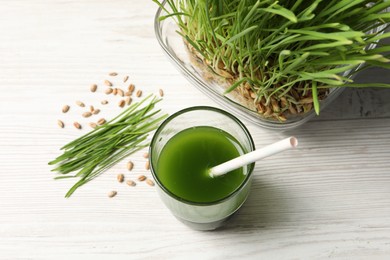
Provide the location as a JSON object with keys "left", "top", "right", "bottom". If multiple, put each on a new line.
{"left": 149, "top": 106, "right": 256, "bottom": 206}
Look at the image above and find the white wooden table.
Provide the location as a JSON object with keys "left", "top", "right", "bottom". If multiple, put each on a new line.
{"left": 1, "top": 1, "right": 390, "bottom": 259}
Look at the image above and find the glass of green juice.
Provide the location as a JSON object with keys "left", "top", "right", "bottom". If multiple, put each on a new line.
{"left": 150, "top": 106, "right": 255, "bottom": 230}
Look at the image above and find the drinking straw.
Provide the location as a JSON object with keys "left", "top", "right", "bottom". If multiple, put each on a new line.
{"left": 208, "top": 136, "right": 298, "bottom": 178}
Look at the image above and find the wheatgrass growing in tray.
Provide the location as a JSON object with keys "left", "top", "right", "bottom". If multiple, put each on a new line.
{"left": 155, "top": 0, "right": 390, "bottom": 120}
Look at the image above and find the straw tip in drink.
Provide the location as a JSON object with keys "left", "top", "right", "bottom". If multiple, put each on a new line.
{"left": 289, "top": 136, "right": 298, "bottom": 148}
{"left": 207, "top": 169, "right": 215, "bottom": 178}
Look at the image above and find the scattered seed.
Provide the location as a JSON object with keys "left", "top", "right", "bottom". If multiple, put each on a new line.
{"left": 62, "top": 105, "right": 70, "bottom": 113}
{"left": 300, "top": 97, "right": 314, "bottom": 104}
{"left": 89, "top": 122, "right": 97, "bottom": 128}
{"left": 136, "top": 90, "right": 142, "bottom": 97}
{"left": 127, "top": 161, "right": 134, "bottom": 171}
{"left": 126, "top": 180, "right": 136, "bottom": 187}
{"left": 125, "top": 91, "right": 131, "bottom": 96}
{"left": 118, "top": 99, "right": 125, "bottom": 108}
{"left": 128, "top": 84, "right": 135, "bottom": 92}
{"left": 145, "top": 160, "right": 150, "bottom": 170}
{"left": 117, "top": 174, "right": 125, "bottom": 183}
{"left": 57, "top": 120, "right": 64, "bottom": 128}
{"left": 74, "top": 122, "right": 82, "bottom": 129}
{"left": 90, "top": 84, "right": 97, "bottom": 92}
{"left": 82, "top": 112, "right": 92, "bottom": 118}
{"left": 76, "top": 101, "right": 85, "bottom": 107}
{"left": 146, "top": 178, "right": 155, "bottom": 187}
{"left": 108, "top": 190, "right": 117, "bottom": 198}
{"left": 289, "top": 105, "right": 297, "bottom": 115}
{"left": 97, "top": 118, "right": 106, "bottom": 125}
{"left": 90, "top": 105, "right": 94, "bottom": 113}
{"left": 92, "top": 109, "right": 100, "bottom": 115}
{"left": 123, "top": 75, "right": 129, "bottom": 83}
{"left": 109, "top": 72, "right": 118, "bottom": 76}
{"left": 101, "top": 100, "right": 108, "bottom": 105}
{"left": 138, "top": 175, "right": 146, "bottom": 182}
{"left": 104, "top": 80, "right": 113, "bottom": 87}
{"left": 125, "top": 97, "right": 132, "bottom": 106}
{"left": 159, "top": 89, "right": 164, "bottom": 97}
{"left": 117, "top": 88, "right": 124, "bottom": 97}
{"left": 105, "top": 88, "right": 113, "bottom": 95}
{"left": 113, "top": 88, "right": 118, "bottom": 95}
{"left": 143, "top": 152, "right": 149, "bottom": 158}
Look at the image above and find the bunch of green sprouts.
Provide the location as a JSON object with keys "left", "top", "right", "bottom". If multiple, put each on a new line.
{"left": 155, "top": 0, "right": 390, "bottom": 120}
{"left": 49, "top": 95, "right": 167, "bottom": 197}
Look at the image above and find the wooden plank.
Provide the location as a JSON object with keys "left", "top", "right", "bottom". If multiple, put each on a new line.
{"left": 0, "top": 0, "right": 389, "bottom": 259}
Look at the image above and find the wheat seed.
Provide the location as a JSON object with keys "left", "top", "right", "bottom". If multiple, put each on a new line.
{"left": 90, "top": 105, "right": 94, "bottom": 113}
{"left": 136, "top": 90, "right": 142, "bottom": 97}
{"left": 128, "top": 84, "right": 135, "bottom": 92}
{"left": 101, "top": 100, "right": 108, "bottom": 105}
{"left": 123, "top": 75, "right": 129, "bottom": 83}
{"left": 146, "top": 178, "right": 155, "bottom": 187}
{"left": 73, "top": 122, "right": 82, "bottom": 129}
{"left": 109, "top": 72, "right": 118, "bottom": 76}
{"left": 126, "top": 180, "right": 136, "bottom": 187}
{"left": 138, "top": 175, "right": 146, "bottom": 182}
{"left": 89, "top": 122, "right": 97, "bottom": 128}
{"left": 92, "top": 109, "right": 100, "bottom": 115}
{"left": 57, "top": 120, "right": 64, "bottom": 128}
{"left": 127, "top": 161, "right": 134, "bottom": 171}
{"left": 62, "top": 105, "right": 70, "bottom": 113}
{"left": 105, "top": 88, "right": 113, "bottom": 95}
{"left": 97, "top": 118, "right": 106, "bottom": 125}
{"left": 159, "top": 89, "right": 164, "bottom": 97}
{"left": 113, "top": 88, "right": 118, "bottom": 95}
{"left": 76, "top": 101, "right": 85, "bottom": 107}
{"left": 145, "top": 160, "right": 150, "bottom": 170}
{"left": 104, "top": 80, "right": 113, "bottom": 87}
{"left": 143, "top": 152, "right": 149, "bottom": 158}
{"left": 117, "top": 88, "right": 124, "bottom": 97}
{"left": 108, "top": 191, "right": 117, "bottom": 198}
{"left": 125, "top": 97, "right": 132, "bottom": 106}
{"left": 118, "top": 100, "right": 125, "bottom": 108}
{"left": 90, "top": 84, "right": 97, "bottom": 92}
{"left": 117, "top": 174, "right": 125, "bottom": 183}
{"left": 82, "top": 112, "right": 92, "bottom": 118}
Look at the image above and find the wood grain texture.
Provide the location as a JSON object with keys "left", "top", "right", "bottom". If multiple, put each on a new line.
{"left": 0, "top": 1, "right": 390, "bottom": 259}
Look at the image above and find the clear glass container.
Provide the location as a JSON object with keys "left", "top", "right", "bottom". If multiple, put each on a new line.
{"left": 154, "top": 2, "right": 387, "bottom": 131}
{"left": 149, "top": 106, "right": 255, "bottom": 230}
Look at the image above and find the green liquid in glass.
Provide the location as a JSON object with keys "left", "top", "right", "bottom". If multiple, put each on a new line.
{"left": 157, "top": 126, "right": 246, "bottom": 203}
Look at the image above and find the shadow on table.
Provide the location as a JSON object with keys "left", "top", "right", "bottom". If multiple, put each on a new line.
{"left": 218, "top": 109, "right": 390, "bottom": 232}
{"left": 219, "top": 176, "right": 294, "bottom": 231}
{"left": 216, "top": 65, "right": 390, "bottom": 232}
{"left": 310, "top": 66, "right": 390, "bottom": 121}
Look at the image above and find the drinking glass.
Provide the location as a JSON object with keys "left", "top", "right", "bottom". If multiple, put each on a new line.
{"left": 149, "top": 106, "right": 255, "bottom": 230}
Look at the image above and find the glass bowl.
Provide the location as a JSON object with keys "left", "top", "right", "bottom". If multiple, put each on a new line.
{"left": 154, "top": 2, "right": 387, "bottom": 131}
